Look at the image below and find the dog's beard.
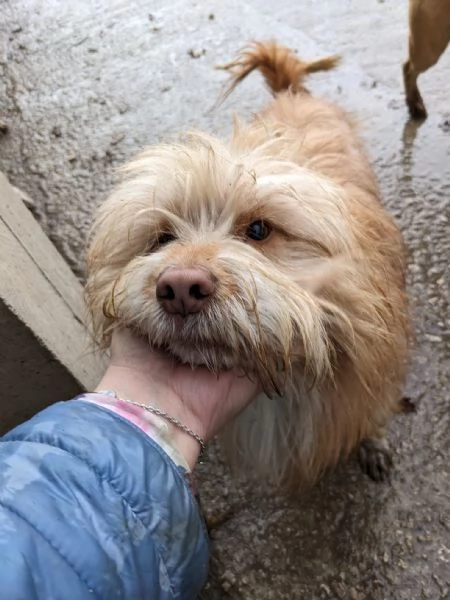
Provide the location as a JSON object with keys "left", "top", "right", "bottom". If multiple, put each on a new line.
{"left": 101, "top": 243, "right": 353, "bottom": 395}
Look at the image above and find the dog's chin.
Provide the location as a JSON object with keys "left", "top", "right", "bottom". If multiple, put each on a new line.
{"left": 146, "top": 313, "right": 238, "bottom": 370}
{"left": 166, "top": 342, "right": 236, "bottom": 370}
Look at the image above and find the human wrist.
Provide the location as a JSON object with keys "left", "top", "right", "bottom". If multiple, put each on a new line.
{"left": 95, "top": 365, "right": 203, "bottom": 469}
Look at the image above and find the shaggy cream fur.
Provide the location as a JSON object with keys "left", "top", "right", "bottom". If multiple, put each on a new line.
{"left": 86, "top": 41, "right": 410, "bottom": 489}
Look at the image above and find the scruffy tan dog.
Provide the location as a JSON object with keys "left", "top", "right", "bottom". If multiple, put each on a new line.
{"left": 403, "top": 0, "right": 450, "bottom": 119}
{"left": 85, "top": 41, "right": 409, "bottom": 490}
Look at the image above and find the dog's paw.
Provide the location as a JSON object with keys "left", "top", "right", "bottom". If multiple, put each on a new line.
{"left": 358, "top": 437, "right": 393, "bottom": 482}
{"left": 408, "top": 99, "right": 427, "bottom": 121}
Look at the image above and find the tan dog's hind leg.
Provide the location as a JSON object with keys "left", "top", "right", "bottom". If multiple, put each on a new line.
{"left": 403, "top": 59, "right": 427, "bottom": 120}
{"left": 404, "top": 0, "right": 450, "bottom": 119}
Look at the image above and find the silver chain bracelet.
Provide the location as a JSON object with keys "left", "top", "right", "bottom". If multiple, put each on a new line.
{"left": 97, "top": 390, "right": 207, "bottom": 457}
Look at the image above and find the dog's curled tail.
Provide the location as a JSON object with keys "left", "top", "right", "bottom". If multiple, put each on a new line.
{"left": 216, "top": 40, "right": 340, "bottom": 104}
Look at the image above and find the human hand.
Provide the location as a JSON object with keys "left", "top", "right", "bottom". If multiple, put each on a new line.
{"left": 96, "top": 328, "right": 260, "bottom": 467}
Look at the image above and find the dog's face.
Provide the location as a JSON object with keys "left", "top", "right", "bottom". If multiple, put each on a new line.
{"left": 86, "top": 133, "right": 355, "bottom": 392}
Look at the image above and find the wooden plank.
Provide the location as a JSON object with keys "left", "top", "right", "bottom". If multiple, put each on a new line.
{"left": 0, "top": 171, "right": 85, "bottom": 322}
{"left": 0, "top": 173, "right": 106, "bottom": 432}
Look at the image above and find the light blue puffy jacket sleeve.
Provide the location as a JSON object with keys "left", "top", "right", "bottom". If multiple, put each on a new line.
{"left": 0, "top": 399, "right": 209, "bottom": 600}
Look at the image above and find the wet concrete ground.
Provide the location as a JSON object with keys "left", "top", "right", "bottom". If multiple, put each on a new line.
{"left": 1, "top": 0, "right": 449, "bottom": 598}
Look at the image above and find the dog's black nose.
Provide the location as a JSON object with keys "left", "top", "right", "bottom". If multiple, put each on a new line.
{"left": 156, "top": 267, "right": 215, "bottom": 317}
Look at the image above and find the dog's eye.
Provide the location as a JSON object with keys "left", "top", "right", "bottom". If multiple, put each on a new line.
{"left": 147, "top": 232, "right": 176, "bottom": 253}
{"left": 245, "top": 220, "right": 271, "bottom": 241}
{"left": 156, "top": 232, "right": 176, "bottom": 247}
